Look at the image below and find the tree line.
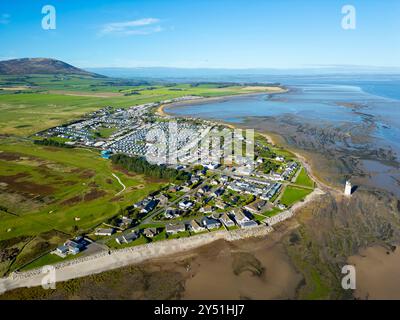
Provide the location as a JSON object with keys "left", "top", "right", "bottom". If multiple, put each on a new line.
{"left": 111, "top": 154, "right": 190, "bottom": 182}
{"left": 34, "top": 139, "right": 73, "bottom": 148}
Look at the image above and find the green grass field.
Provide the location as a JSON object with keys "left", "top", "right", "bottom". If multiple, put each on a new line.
{"left": 295, "top": 168, "right": 315, "bottom": 188}
{"left": 264, "top": 207, "right": 283, "bottom": 217}
{"left": 0, "top": 137, "right": 165, "bottom": 241}
{"left": 280, "top": 186, "right": 313, "bottom": 207}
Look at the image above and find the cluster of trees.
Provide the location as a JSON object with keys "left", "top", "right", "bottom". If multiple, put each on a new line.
{"left": 123, "top": 91, "right": 141, "bottom": 96}
{"left": 257, "top": 147, "right": 276, "bottom": 159}
{"left": 260, "top": 160, "right": 280, "bottom": 174}
{"left": 34, "top": 139, "right": 73, "bottom": 148}
{"left": 111, "top": 154, "right": 190, "bottom": 182}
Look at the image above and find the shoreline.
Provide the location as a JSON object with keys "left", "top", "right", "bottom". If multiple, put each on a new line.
{"left": 161, "top": 91, "right": 338, "bottom": 194}
{"left": 156, "top": 88, "right": 289, "bottom": 117}
{"left": 0, "top": 225, "right": 274, "bottom": 293}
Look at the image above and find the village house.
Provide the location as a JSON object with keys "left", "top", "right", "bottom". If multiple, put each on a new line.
{"left": 198, "top": 185, "right": 211, "bottom": 194}
{"left": 188, "top": 220, "right": 206, "bottom": 233}
{"left": 168, "top": 185, "right": 182, "bottom": 193}
{"left": 115, "top": 231, "right": 139, "bottom": 245}
{"left": 155, "top": 193, "right": 169, "bottom": 205}
{"left": 164, "top": 208, "right": 181, "bottom": 219}
{"left": 244, "top": 199, "right": 270, "bottom": 215}
{"left": 200, "top": 205, "right": 214, "bottom": 214}
{"left": 260, "top": 183, "right": 282, "bottom": 201}
{"left": 56, "top": 245, "right": 69, "bottom": 257}
{"left": 178, "top": 199, "right": 194, "bottom": 210}
{"left": 210, "top": 179, "right": 219, "bottom": 186}
{"left": 213, "top": 187, "right": 225, "bottom": 197}
{"left": 57, "top": 237, "right": 87, "bottom": 256}
{"left": 201, "top": 217, "right": 221, "bottom": 230}
{"left": 277, "top": 203, "right": 287, "bottom": 210}
{"left": 94, "top": 228, "right": 115, "bottom": 236}
{"left": 140, "top": 199, "right": 158, "bottom": 214}
{"left": 117, "top": 216, "right": 133, "bottom": 228}
{"left": 181, "top": 185, "right": 191, "bottom": 192}
{"left": 231, "top": 208, "right": 250, "bottom": 226}
{"left": 203, "top": 162, "right": 220, "bottom": 170}
{"left": 236, "top": 165, "right": 253, "bottom": 176}
{"left": 143, "top": 228, "right": 159, "bottom": 238}
{"left": 282, "top": 162, "right": 299, "bottom": 180}
{"left": 215, "top": 200, "right": 229, "bottom": 210}
{"left": 219, "top": 212, "right": 235, "bottom": 227}
{"left": 190, "top": 176, "right": 200, "bottom": 186}
{"left": 166, "top": 223, "right": 186, "bottom": 235}
{"left": 240, "top": 220, "right": 258, "bottom": 228}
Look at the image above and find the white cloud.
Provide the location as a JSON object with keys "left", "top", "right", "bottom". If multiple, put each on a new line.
{"left": 99, "top": 18, "right": 162, "bottom": 36}
{"left": 0, "top": 14, "right": 10, "bottom": 25}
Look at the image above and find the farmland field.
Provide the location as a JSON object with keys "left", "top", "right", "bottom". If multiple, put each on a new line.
{"left": 0, "top": 75, "right": 272, "bottom": 136}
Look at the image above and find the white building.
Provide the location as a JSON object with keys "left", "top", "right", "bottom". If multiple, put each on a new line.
{"left": 344, "top": 180, "right": 352, "bottom": 196}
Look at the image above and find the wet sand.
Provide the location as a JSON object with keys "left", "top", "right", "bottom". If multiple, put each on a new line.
{"left": 0, "top": 229, "right": 304, "bottom": 300}
{"left": 183, "top": 242, "right": 301, "bottom": 300}
{"left": 160, "top": 88, "right": 288, "bottom": 116}
{"left": 348, "top": 245, "right": 400, "bottom": 300}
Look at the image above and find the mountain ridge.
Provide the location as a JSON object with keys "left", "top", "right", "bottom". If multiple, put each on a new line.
{"left": 0, "top": 58, "right": 104, "bottom": 77}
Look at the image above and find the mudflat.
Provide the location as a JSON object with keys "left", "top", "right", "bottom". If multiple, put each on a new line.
{"left": 348, "top": 245, "right": 400, "bottom": 300}
{"left": 183, "top": 238, "right": 302, "bottom": 300}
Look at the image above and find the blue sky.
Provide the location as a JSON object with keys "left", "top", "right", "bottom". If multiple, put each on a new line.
{"left": 0, "top": 0, "right": 399, "bottom": 68}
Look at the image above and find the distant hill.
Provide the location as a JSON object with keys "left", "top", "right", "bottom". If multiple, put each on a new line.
{"left": 0, "top": 58, "right": 104, "bottom": 77}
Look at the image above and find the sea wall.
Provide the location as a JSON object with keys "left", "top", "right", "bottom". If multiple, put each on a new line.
{"left": 2, "top": 188, "right": 325, "bottom": 293}
{"left": 9, "top": 225, "right": 274, "bottom": 281}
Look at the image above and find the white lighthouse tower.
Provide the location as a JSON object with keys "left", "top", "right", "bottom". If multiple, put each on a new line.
{"left": 344, "top": 180, "right": 352, "bottom": 196}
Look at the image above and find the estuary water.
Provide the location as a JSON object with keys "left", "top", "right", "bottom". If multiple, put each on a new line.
{"left": 167, "top": 81, "right": 400, "bottom": 154}
{"left": 166, "top": 76, "right": 400, "bottom": 196}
